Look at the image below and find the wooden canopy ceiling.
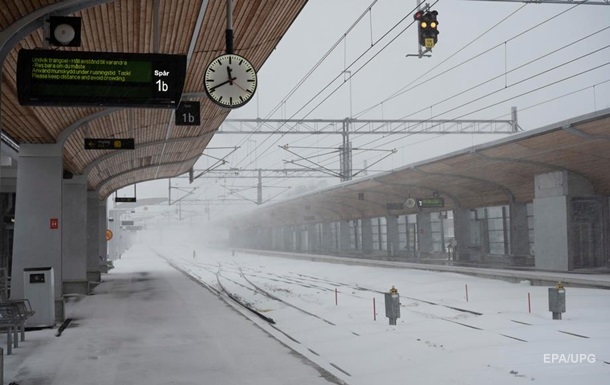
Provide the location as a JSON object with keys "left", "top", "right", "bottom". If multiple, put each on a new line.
{"left": 0, "top": 0, "right": 307, "bottom": 199}
{"left": 229, "top": 108, "right": 610, "bottom": 229}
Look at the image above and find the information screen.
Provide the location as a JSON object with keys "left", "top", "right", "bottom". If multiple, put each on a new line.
{"left": 17, "top": 49, "right": 187, "bottom": 108}
{"left": 417, "top": 197, "right": 445, "bottom": 208}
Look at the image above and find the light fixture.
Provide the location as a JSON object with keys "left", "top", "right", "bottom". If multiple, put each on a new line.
{"left": 48, "top": 16, "right": 82, "bottom": 47}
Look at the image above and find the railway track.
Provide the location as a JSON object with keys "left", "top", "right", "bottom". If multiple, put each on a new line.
{"left": 159, "top": 251, "right": 610, "bottom": 370}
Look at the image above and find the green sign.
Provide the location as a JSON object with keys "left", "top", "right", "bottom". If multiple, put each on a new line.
{"left": 417, "top": 197, "right": 445, "bottom": 208}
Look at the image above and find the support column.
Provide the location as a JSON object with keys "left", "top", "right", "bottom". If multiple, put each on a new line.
{"left": 534, "top": 171, "right": 594, "bottom": 271}
{"left": 263, "top": 228, "right": 273, "bottom": 250}
{"left": 283, "top": 226, "right": 292, "bottom": 251}
{"left": 509, "top": 202, "right": 531, "bottom": 265}
{"left": 386, "top": 215, "right": 400, "bottom": 257}
{"left": 0, "top": 160, "right": 17, "bottom": 193}
{"left": 283, "top": 226, "right": 290, "bottom": 251}
{"left": 454, "top": 208, "right": 473, "bottom": 262}
{"left": 10, "top": 144, "right": 64, "bottom": 323}
{"left": 97, "top": 200, "right": 107, "bottom": 273}
{"left": 1, "top": 161, "right": 17, "bottom": 282}
{"left": 107, "top": 209, "right": 125, "bottom": 262}
{"left": 308, "top": 224, "right": 319, "bottom": 252}
{"left": 86, "top": 192, "right": 100, "bottom": 284}
{"left": 322, "top": 222, "right": 333, "bottom": 252}
{"left": 361, "top": 218, "right": 373, "bottom": 254}
{"left": 62, "top": 176, "right": 88, "bottom": 295}
{"left": 295, "top": 225, "right": 303, "bottom": 251}
{"left": 271, "top": 227, "right": 281, "bottom": 250}
{"left": 339, "top": 220, "right": 351, "bottom": 251}
{"left": 416, "top": 212, "right": 434, "bottom": 258}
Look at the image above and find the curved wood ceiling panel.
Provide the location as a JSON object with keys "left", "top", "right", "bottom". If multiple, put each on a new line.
{"left": 1, "top": 0, "right": 309, "bottom": 200}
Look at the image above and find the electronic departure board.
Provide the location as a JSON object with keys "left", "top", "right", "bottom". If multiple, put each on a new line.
{"left": 417, "top": 197, "right": 445, "bottom": 208}
{"left": 17, "top": 49, "right": 187, "bottom": 108}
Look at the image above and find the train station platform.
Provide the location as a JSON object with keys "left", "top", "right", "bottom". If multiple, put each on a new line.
{"left": 237, "top": 249, "right": 610, "bottom": 290}
{"left": 2, "top": 249, "right": 343, "bottom": 385}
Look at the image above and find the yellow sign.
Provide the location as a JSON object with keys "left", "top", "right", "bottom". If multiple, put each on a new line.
{"left": 106, "top": 229, "right": 113, "bottom": 241}
{"left": 424, "top": 38, "right": 435, "bottom": 49}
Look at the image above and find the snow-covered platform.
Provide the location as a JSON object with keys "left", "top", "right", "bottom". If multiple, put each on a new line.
{"left": 2, "top": 250, "right": 343, "bottom": 385}
{"left": 237, "top": 249, "right": 610, "bottom": 289}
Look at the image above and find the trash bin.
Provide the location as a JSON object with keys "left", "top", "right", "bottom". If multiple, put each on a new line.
{"left": 23, "top": 267, "right": 55, "bottom": 327}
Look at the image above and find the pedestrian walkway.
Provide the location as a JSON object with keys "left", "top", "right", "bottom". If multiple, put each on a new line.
{"left": 3, "top": 247, "right": 343, "bottom": 385}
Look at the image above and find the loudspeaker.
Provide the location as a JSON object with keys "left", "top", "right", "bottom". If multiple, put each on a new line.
{"left": 49, "top": 16, "right": 81, "bottom": 47}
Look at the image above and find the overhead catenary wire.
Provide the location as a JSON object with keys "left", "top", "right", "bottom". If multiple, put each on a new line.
{"left": 344, "top": 41, "right": 610, "bottom": 167}
{"left": 289, "top": 1, "right": 604, "bottom": 173}
{"left": 199, "top": 0, "right": 605, "bottom": 205}
{"left": 228, "top": 0, "right": 574, "bottom": 195}
{"left": 226, "top": 0, "right": 383, "bottom": 170}
{"left": 346, "top": 62, "right": 610, "bottom": 169}
{"left": 315, "top": 57, "right": 610, "bottom": 173}
{"left": 231, "top": 1, "right": 435, "bottom": 171}
{"left": 356, "top": 0, "right": 586, "bottom": 118}
{"left": 356, "top": 2, "right": 529, "bottom": 118}
{"left": 208, "top": 0, "right": 386, "bottom": 200}
{"left": 232, "top": 0, "right": 531, "bottom": 176}
{"left": 241, "top": 0, "right": 525, "bottom": 172}
{"left": 345, "top": 28, "right": 610, "bottom": 153}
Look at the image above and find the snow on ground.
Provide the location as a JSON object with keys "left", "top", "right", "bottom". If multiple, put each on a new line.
{"left": 4, "top": 245, "right": 342, "bottom": 385}
{"left": 150, "top": 233, "right": 610, "bottom": 385}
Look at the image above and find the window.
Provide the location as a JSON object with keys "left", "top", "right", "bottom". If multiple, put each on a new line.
{"left": 372, "top": 217, "right": 387, "bottom": 251}
{"left": 487, "top": 206, "right": 509, "bottom": 255}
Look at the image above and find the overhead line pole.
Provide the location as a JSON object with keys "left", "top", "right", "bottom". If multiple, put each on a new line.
{"left": 219, "top": 111, "right": 519, "bottom": 181}
{"left": 219, "top": 115, "right": 519, "bottom": 135}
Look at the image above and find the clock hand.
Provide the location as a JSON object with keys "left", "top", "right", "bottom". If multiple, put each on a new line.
{"left": 209, "top": 77, "right": 237, "bottom": 92}
{"left": 232, "top": 81, "right": 250, "bottom": 93}
{"left": 226, "top": 66, "right": 234, "bottom": 85}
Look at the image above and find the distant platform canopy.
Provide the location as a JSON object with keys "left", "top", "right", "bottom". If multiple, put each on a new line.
{"left": 228, "top": 108, "right": 610, "bottom": 228}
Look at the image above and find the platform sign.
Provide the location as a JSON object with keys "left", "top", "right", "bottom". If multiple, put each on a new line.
{"left": 417, "top": 197, "right": 445, "bottom": 208}
{"left": 115, "top": 197, "right": 136, "bottom": 203}
{"left": 84, "top": 138, "right": 135, "bottom": 150}
{"left": 17, "top": 49, "right": 186, "bottom": 108}
{"left": 175, "top": 101, "right": 201, "bottom": 125}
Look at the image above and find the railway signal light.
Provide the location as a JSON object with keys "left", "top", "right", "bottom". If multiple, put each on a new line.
{"left": 414, "top": 10, "right": 439, "bottom": 49}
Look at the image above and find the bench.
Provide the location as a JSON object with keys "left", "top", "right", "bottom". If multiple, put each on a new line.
{"left": 0, "top": 303, "right": 20, "bottom": 355}
{"left": 0, "top": 300, "right": 35, "bottom": 355}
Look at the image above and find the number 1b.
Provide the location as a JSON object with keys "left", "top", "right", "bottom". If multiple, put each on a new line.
{"left": 156, "top": 79, "right": 169, "bottom": 92}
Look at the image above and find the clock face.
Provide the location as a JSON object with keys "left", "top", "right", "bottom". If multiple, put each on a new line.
{"left": 204, "top": 54, "right": 257, "bottom": 108}
{"left": 405, "top": 198, "right": 416, "bottom": 209}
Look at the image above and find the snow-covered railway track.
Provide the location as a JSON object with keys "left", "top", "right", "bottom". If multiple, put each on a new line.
{"left": 161, "top": 251, "right": 610, "bottom": 371}
{"left": 225, "top": 262, "right": 609, "bottom": 348}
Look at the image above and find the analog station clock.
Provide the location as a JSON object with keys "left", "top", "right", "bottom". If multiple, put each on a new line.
{"left": 405, "top": 198, "right": 416, "bottom": 209}
{"left": 204, "top": 53, "right": 257, "bottom": 108}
